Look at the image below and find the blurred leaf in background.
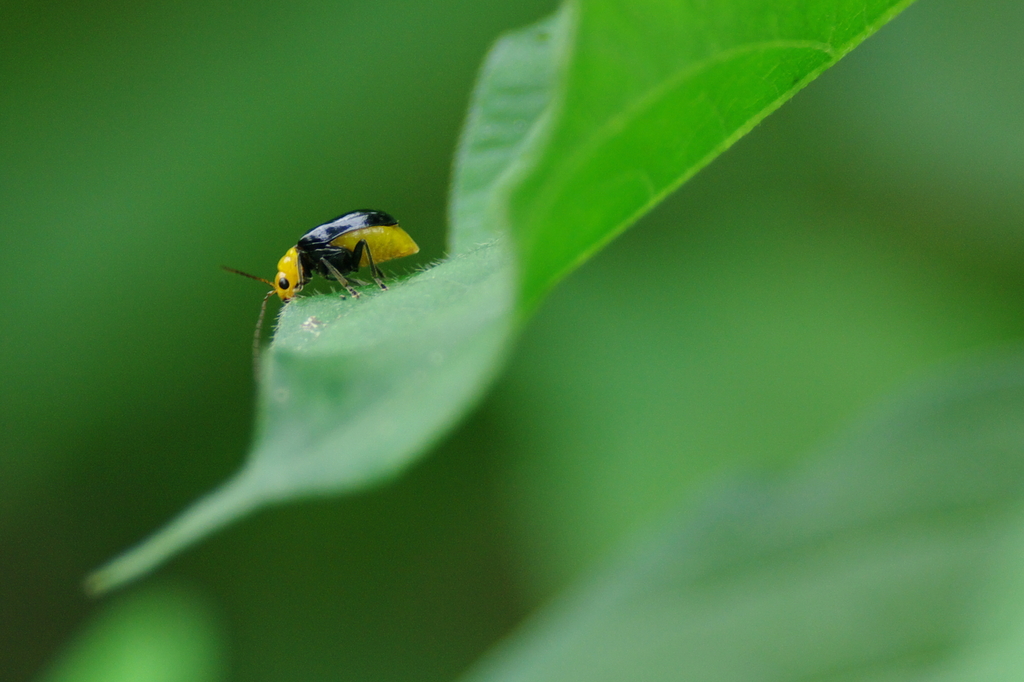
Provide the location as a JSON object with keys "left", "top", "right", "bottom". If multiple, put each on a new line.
{"left": 464, "top": 354, "right": 1024, "bottom": 681}
{"left": 36, "top": 586, "right": 223, "bottom": 682}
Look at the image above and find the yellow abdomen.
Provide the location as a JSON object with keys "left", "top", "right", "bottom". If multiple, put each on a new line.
{"left": 331, "top": 225, "right": 420, "bottom": 266}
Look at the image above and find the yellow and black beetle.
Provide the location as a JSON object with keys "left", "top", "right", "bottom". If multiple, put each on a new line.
{"left": 226, "top": 209, "right": 419, "bottom": 300}
{"left": 223, "top": 209, "right": 419, "bottom": 370}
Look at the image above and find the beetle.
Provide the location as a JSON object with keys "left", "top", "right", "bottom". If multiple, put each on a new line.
{"left": 226, "top": 209, "right": 419, "bottom": 301}
{"left": 223, "top": 209, "right": 419, "bottom": 372}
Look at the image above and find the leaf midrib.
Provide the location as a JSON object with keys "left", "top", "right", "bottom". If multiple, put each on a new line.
{"left": 527, "top": 38, "right": 836, "bottom": 219}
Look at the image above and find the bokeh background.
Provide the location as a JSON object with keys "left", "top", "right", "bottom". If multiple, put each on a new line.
{"left": 3, "top": 0, "right": 1024, "bottom": 680}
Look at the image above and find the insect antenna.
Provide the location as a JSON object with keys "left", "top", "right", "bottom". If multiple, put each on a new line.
{"left": 221, "top": 265, "right": 274, "bottom": 287}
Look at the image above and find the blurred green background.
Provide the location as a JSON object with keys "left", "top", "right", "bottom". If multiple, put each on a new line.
{"left": 3, "top": 0, "right": 1024, "bottom": 680}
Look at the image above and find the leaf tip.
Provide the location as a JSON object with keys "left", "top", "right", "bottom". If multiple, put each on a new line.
{"left": 83, "top": 473, "right": 263, "bottom": 596}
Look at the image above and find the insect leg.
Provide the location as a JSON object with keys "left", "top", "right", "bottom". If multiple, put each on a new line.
{"left": 319, "top": 258, "right": 361, "bottom": 299}
{"left": 352, "top": 239, "right": 388, "bottom": 290}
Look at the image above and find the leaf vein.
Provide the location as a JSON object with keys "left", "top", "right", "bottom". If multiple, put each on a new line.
{"left": 527, "top": 39, "right": 835, "bottom": 222}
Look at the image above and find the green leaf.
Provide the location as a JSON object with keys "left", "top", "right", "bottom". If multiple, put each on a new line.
{"left": 510, "top": 0, "right": 917, "bottom": 306}
{"left": 36, "top": 587, "right": 223, "bottom": 682}
{"left": 84, "top": 6, "right": 563, "bottom": 596}
{"left": 457, "top": 353, "right": 1024, "bottom": 682}
{"left": 449, "top": 10, "right": 569, "bottom": 253}
{"left": 88, "top": 0, "right": 916, "bottom": 593}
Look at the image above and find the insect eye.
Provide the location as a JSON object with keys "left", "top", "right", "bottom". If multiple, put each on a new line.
{"left": 278, "top": 275, "right": 290, "bottom": 290}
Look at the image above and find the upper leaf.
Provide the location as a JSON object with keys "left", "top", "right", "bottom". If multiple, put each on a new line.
{"left": 449, "top": 10, "right": 570, "bottom": 253}
{"left": 510, "top": 0, "right": 915, "bottom": 306}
